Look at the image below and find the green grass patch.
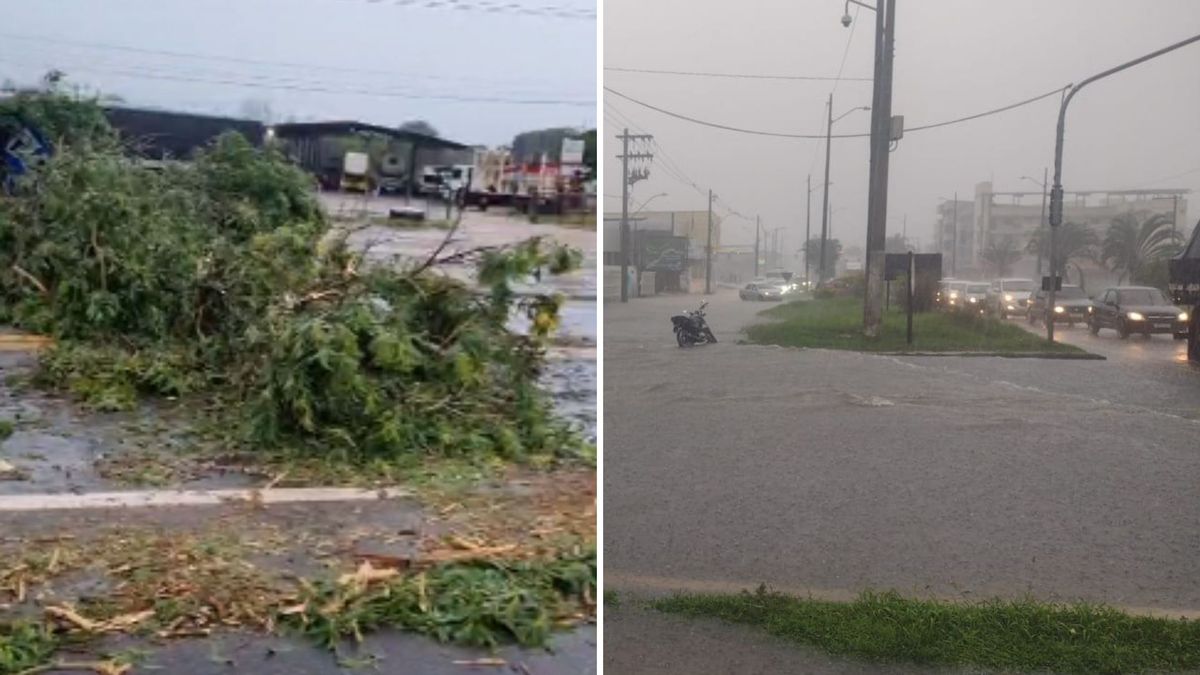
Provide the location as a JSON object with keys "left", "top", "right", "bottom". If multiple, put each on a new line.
{"left": 604, "top": 589, "right": 620, "bottom": 609}
{"left": 654, "top": 587, "right": 1200, "bottom": 674}
{"left": 0, "top": 420, "right": 13, "bottom": 441}
{"left": 0, "top": 621, "right": 57, "bottom": 675}
{"left": 745, "top": 297, "right": 1083, "bottom": 354}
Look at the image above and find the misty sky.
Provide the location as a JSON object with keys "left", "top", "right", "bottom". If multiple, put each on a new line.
{"left": 0, "top": 0, "right": 595, "bottom": 146}
{"left": 603, "top": 0, "right": 1200, "bottom": 255}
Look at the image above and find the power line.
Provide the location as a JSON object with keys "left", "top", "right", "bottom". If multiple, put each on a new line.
{"left": 604, "top": 85, "right": 1070, "bottom": 139}
{"left": 0, "top": 56, "right": 594, "bottom": 107}
{"left": 605, "top": 66, "right": 870, "bottom": 82}
{"left": 317, "top": 0, "right": 593, "bottom": 19}
{"left": 0, "top": 33, "right": 566, "bottom": 90}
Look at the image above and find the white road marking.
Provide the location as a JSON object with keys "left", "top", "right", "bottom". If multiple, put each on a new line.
{"left": 0, "top": 487, "right": 409, "bottom": 512}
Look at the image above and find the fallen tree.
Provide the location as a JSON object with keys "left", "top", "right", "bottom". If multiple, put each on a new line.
{"left": 0, "top": 93, "right": 585, "bottom": 463}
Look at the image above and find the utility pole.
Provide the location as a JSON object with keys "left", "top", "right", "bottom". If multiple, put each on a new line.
{"left": 1036, "top": 167, "right": 1047, "bottom": 276}
{"left": 617, "top": 128, "right": 653, "bottom": 303}
{"left": 863, "top": 0, "right": 897, "bottom": 338}
{"left": 754, "top": 215, "right": 760, "bottom": 278}
{"left": 1046, "top": 31, "right": 1200, "bottom": 343}
{"left": 819, "top": 95, "right": 833, "bottom": 286}
{"left": 705, "top": 189, "right": 714, "bottom": 294}
{"left": 952, "top": 194, "right": 958, "bottom": 276}
{"left": 1173, "top": 193, "right": 1179, "bottom": 240}
{"left": 805, "top": 174, "right": 812, "bottom": 287}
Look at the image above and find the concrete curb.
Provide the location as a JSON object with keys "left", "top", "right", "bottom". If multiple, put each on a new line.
{"left": 735, "top": 340, "right": 1105, "bottom": 360}
{"left": 875, "top": 350, "right": 1106, "bottom": 360}
{"left": 606, "top": 572, "right": 1200, "bottom": 621}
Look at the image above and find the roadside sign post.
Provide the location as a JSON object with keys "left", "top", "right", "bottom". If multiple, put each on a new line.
{"left": 906, "top": 250, "right": 915, "bottom": 346}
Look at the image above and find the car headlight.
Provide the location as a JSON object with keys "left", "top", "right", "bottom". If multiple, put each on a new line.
{"left": 949, "top": 292, "right": 958, "bottom": 299}
{"left": 1180, "top": 312, "right": 1189, "bottom": 322}
{"left": 1004, "top": 293, "right": 1013, "bottom": 302}
{"left": 1127, "top": 311, "right": 1144, "bottom": 321}
{"left": 1087, "top": 306, "right": 1093, "bottom": 313}
{"left": 1006, "top": 304, "right": 1015, "bottom": 310}
{"left": 1054, "top": 305, "right": 1065, "bottom": 314}
{"left": 969, "top": 297, "right": 977, "bottom": 304}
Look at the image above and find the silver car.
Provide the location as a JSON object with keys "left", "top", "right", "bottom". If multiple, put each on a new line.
{"left": 739, "top": 278, "right": 787, "bottom": 301}
{"left": 987, "top": 278, "right": 1036, "bottom": 319}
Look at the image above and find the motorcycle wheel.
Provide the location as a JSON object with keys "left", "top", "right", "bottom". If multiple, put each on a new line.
{"left": 675, "top": 329, "right": 691, "bottom": 348}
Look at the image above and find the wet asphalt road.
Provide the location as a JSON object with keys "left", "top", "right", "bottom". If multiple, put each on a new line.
{"left": 604, "top": 291, "right": 1200, "bottom": 613}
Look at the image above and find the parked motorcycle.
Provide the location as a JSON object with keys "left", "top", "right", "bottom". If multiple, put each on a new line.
{"left": 671, "top": 302, "right": 718, "bottom": 347}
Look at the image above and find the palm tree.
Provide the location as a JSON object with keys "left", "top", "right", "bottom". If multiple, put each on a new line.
{"left": 980, "top": 237, "right": 1022, "bottom": 277}
{"left": 1100, "top": 212, "right": 1183, "bottom": 285}
{"left": 1026, "top": 222, "right": 1099, "bottom": 278}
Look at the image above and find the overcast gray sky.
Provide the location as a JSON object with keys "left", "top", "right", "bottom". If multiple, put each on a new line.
{"left": 1, "top": 0, "right": 595, "bottom": 146}
{"left": 603, "top": 0, "right": 1200, "bottom": 254}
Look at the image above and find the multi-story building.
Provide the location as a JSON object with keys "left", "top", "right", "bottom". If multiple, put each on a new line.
{"left": 938, "top": 182, "right": 1189, "bottom": 281}
{"left": 936, "top": 198, "right": 976, "bottom": 278}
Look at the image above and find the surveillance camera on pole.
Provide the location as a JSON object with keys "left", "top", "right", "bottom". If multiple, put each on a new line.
{"left": 841, "top": 12, "right": 852, "bottom": 27}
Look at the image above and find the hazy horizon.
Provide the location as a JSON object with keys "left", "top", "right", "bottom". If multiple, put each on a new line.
{"left": 603, "top": 0, "right": 1200, "bottom": 256}
{"left": 1, "top": 0, "right": 596, "bottom": 146}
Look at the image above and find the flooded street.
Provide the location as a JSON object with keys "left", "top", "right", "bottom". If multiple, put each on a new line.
{"left": 605, "top": 291, "right": 1200, "bottom": 611}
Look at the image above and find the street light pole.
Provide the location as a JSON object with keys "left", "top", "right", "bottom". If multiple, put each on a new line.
{"left": 1020, "top": 172, "right": 1048, "bottom": 277}
{"left": 818, "top": 99, "right": 868, "bottom": 286}
{"left": 1046, "top": 31, "right": 1200, "bottom": 343}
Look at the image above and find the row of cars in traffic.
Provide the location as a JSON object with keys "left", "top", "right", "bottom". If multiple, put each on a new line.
{"left": 937, "top": 277, "right": 1190, "bottom": 339}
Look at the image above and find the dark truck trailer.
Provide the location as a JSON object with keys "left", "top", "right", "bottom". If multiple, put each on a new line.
{"left": 1167, "top": 218, "right": 1200, "bottom": 362}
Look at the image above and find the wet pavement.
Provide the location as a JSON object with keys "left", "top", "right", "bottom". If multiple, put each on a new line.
{"left": 604, "top": 290, "right": 1200, "bottom": 669}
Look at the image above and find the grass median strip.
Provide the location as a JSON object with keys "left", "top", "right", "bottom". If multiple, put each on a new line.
{"left": 653, "top": 587, "right": 1200, "bottom": 674}
{"left": 745, "top": 297, "right": 1085, "bottom": 354}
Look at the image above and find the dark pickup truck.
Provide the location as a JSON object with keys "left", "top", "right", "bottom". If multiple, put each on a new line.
{"left": 1167, "top": 218, "right": 1200, "bottom": 362}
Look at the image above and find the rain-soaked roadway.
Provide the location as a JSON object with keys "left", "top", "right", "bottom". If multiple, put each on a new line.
{"left": 604, "top": 290, "right": 1200, "bottom": 673}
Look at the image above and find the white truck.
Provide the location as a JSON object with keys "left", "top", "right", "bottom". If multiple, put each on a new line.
{"left": 340, "top": 151, "right": 370, "bottom": 193}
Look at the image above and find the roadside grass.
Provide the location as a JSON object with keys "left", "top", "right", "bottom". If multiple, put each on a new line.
{"left": 654, "top": 588, "right": 1200, "bottom": 675}
{"left": 745, "top": 296, "right": 1083, "bottom": 354}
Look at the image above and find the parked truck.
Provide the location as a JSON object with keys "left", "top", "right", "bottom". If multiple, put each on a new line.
{"left": 340, "top": 151, "right": 370, "bottom": 193}
{"left": 1167, "top": 218, "right": 1200, "bottom": 362}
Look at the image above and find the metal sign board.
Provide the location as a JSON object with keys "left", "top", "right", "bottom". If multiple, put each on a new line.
{"left": 560, "top": 138, "right": 585, "bottom": 164}
{"left": 884, "top": 252, "right": 941, "bottom": 280}
{"left": 639, "top": 233, "right": 688, "bottom": 273}
{"left": 1041, "top": 275, "right": 1063, "bottom": 291}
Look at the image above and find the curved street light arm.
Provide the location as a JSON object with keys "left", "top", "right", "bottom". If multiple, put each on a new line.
{"left": 1046, "top": 31, "right": 1200, "bottom": 343}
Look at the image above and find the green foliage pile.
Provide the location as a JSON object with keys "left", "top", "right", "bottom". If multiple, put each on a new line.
{"left": 284, "top": 549, "right": 596, "bottom": 649}
{"left": 0, "top": 93, "right": 584, "bottom": 463}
